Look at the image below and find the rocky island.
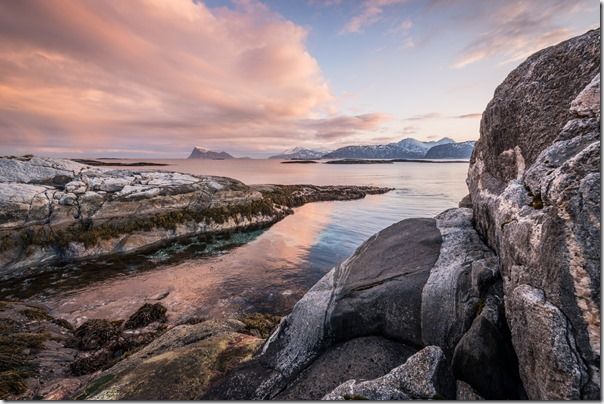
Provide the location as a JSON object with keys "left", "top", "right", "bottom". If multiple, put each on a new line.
{"left": 0, "top": 28, "right": 599, "bottom": 401}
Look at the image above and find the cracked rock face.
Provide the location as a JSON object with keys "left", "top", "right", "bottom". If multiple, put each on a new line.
{"left": 467, "top": 29, "right": 600, "bottom": 399}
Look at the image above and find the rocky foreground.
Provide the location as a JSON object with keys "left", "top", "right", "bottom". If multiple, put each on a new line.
{"left": 0, "top": 157, "right": 389, "bottom": 279}
{"left": 199, "top": 29, "right": 600, "bottom": 400}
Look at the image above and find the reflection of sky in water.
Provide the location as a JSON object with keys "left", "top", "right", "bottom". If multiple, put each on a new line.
{"left": 24, "top": 160, "right": 469, "bottom": 324}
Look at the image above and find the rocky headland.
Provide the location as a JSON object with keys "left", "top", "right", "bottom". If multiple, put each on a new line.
{"left": 199, "top": 29, "right": 601, "bottom": 400}
{"left": 0, "top": 157, "right": 390, "bottom": 279}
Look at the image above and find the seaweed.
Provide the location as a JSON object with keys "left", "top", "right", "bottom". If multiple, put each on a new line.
{"left": 240, "top": 313, "right": 282, "bottom": 339}
{"left": 123, "top": 303, "right": 167, "bottom": 329}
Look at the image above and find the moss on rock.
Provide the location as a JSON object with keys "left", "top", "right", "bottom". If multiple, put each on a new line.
{"left": 240, "top": 313, "right": 282, "bottom": 339}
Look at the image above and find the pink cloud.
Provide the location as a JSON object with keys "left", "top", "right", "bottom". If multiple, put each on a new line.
{"left": 304, "top": 113, "right": 392, "bottom": 139}
{"left": 0, "top": 0, "right": 389, "bottom": 157}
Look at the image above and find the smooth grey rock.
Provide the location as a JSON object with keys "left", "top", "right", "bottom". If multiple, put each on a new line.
{"left": 322, "top": 346, "right": 452, "bottom": 400}
{"left": 328, "top": 217, "right": 441, "bottom": 346}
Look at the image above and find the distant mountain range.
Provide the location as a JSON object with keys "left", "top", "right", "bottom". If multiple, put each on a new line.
{"left": 424, "top": 141, "right": 475, "bottom": 159}
{"left": 323, "top": 137, "right": 455, "bottom": 159}
{"left": 188, "top": 146, "right": 234, "bottom": 160}
{"left": 189, "top": 138, "right": 475, "bottom": 160}
{"left": 268, "top": 137, "right": 474, "bottom": 160}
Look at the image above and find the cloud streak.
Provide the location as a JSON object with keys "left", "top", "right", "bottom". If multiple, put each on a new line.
{"left": 450, "top": 0, "right": 593, "bottom": 68}
{"left": 341, "top": 0, "right": 407, "bottom": 34}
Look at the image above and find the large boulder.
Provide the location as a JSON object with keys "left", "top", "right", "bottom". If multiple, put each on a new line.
{"left": 467, "top": 29, "right": 600, "bottom": 399}
{"left": 203, "top": 209, "right": 514, "bottom": 399}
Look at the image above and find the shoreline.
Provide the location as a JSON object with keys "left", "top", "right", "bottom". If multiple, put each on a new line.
{"left": 0, "top": 156, "right": 392, "bottom": 280}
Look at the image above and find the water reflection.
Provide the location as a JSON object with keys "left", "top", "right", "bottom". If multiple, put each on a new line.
{"left": 46, "top": 201, "right": 336, "bottom": 325}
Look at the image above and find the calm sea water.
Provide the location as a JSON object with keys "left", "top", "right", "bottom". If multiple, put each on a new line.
{"left": 17, "top": 159, "right": 470, "bottom": 324}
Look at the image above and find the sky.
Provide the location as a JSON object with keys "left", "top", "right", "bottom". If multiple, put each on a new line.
{"left": 0, "top": 0, "right": 598, "bottom": 158}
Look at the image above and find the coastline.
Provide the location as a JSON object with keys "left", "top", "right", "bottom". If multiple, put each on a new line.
{"left": 0, "top": 156, "right": 391, "bottom": 279}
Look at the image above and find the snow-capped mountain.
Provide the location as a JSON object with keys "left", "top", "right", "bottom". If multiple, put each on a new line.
{"left": 269, "top": 147, "right": 327, "bottom": 160}
{"left": 425, "top": 141, "right": 476, "bottom": 159}
{"left": 187, "top": 146, "right": 234, "bottom": 160}
{"left": 323, "top": 137, "right": 456, "bottom": 159}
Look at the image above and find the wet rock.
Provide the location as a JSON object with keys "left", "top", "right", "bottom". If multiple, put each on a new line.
{"left": 70, "top": 349, "right": 117, "bottom": 376}
{"left": 38, "top": 378, "right": 83, "bottom": 400}
{"left": 322, "top": 346, "right": 453, "bottom": 400}
{"left": 149, "top": 290, "right": 170, "bottom": 301}
{"left": 75, "top": 319, "right": 263, "bottom": 400}
{"left": 123, "top": 303, "right": 167, "bottom": 330}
